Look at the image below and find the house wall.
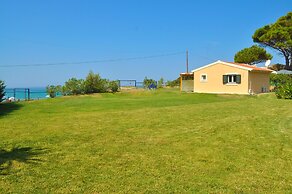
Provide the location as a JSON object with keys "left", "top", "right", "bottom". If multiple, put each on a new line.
{"left": 193, "top": 63, "right": 249, "bottom": 94}
{"left": 248, "top": 71, "right": 270, "bottom": 94}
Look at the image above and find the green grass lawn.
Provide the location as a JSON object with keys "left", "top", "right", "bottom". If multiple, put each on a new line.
{"left": 0, "top": 89, "right": 291, "bottom": 193}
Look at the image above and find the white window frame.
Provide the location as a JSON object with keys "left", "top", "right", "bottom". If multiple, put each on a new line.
{"left": 225, "top": 73, "right": 240, "bottom": 85}
{"left": 200, "top": 74, "right": 207, "bottom": 82}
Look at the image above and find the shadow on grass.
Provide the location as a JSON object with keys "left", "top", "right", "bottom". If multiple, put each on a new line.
{"left": 0, "top": 146, "right": 46, "bottom": 175}
{"left": 0, "top": 103, "right": 23, "bottom": 117}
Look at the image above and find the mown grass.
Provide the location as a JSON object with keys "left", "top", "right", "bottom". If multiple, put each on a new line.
{"left": 0, "top": 89, "right": 291, "bottom": 193}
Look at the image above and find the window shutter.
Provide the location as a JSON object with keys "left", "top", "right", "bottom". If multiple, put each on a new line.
{"left": 223, "top": 75, "right": 228, "bottom": 84}
{"left": 236, "top": 75, "right": 241, "bottom": 84}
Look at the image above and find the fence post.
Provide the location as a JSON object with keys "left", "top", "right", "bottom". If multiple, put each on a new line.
{"left": 28, "top": 88, "right": 30, "bottom": 101}
{"left": 134, "top": 80, "right": 137, "bottom": 87}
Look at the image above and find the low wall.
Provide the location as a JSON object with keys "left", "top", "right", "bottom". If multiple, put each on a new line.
{"left": 181, "top": 80, "right": 193, "bottom": 92}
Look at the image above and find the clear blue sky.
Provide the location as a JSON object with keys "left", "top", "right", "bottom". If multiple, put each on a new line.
{"left": 0, "top": 0, "right": 291, "bottom": 87}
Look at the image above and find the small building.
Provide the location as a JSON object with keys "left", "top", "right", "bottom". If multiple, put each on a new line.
{"left": 180, "top": 73, "right": 194, "bottom": 92}
{"left": 180, "top": 60, "right": 273, "bottom": 94}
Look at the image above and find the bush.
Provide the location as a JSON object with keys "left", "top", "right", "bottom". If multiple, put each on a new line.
{"left": 108, "top": 81, "right": 119, "bottom": 93}
{"left": 275, "top": 82, "right": 292, "bottom": 99}
{"left": 63, "top": 78, "right": 85, "bottom": 95}
{"left": 60, "top": 71, "right": 119, "bottom": 96}
{"left": 271, "top": 74, "right": 292, "bottom": 99}
{"left": 157, "top": 77, "right": 164, "bottom": 88}
{"left": 270, "top": 74, "right": 292, "bottom": 87}
{"left": 166, "top": 77, "right": 180, "bottom": 87}
{"left": 0, "top": 80, "right": 5, "bottom": 102}
{"left": 46, "top": 85, "right": 61, "bottom": 98}
{"left": 84, "top": 71, "right": 108, "bottom": 94}
{"left": 143, "top": 77, "right": 157, "bottom": 89}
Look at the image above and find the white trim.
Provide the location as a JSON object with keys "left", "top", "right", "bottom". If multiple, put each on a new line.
{"left": 225, "top": 74, "right": 239, "bottom": 84}
{"left": 191, "top": 60, "right": 252, "bottom": 72}
{"left": 225, "top": 72, "right": 240, "bottom": 75}
{"left": 226, "top": 83, "right": 239, "bottom": 86}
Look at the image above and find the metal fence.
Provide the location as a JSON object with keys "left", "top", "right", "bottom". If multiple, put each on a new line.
{"left": 118, "top": 80, "right": 138, "bottom": 88}
{"left": 118, "top": 80, "right": 161, "bottom": 88}
{"left": 4, "top": 88, "right": 47, "bottom": 101}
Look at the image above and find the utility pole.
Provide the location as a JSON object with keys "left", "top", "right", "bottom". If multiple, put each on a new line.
{"left": 186, "top": 49, "right": 189, "bottom": 73}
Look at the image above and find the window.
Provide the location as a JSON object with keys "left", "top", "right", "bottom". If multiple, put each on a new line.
{"left": 223, "top": 74, "right": 241, "bottom": 84}
{"left": 200, "top": 74, "right": 207, "bottom": 82}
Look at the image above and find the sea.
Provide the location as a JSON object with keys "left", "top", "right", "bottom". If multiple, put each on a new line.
{"left": 4, "top": 87, "right": 61, "bottom": 100}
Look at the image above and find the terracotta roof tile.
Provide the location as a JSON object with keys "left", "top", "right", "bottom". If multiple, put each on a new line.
{"left": 227, "top": 62, "right": 273, "bottom": 72}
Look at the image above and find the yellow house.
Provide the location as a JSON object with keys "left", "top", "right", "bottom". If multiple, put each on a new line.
{"left": 181, "top": 60, "right": 273, "bottom": 94}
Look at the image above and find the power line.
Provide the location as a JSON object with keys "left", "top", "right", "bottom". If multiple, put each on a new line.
{"left": 0, "top": 51, "right": 185, "bottom": 68}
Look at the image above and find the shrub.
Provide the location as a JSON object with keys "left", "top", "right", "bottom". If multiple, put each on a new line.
{"left": 271, "top": 74, "right": 292, "bottom": 99}
{"left": 157, "top": 77, "right": 164, "bottom": 88}
{"left": 166, "top": 77, "right": 180, "bottom": 87}
{"left": 275, "top": 82, "right": 292, "bottom": 99}
{"left": 0, "top": 80, "right": 5, "bottom": 102}
{"left": 108, "top": 81, "right": 119, "bottom": 93}
{"left": 46, "top": 85, "right": 61, "bottom": 98}
{"left": 270, "top": 74, "right": 292, "bottom": 87}
{"left": 84, "top": 71, "right": 108, "bottom": 94}
{"left": 63, "top": 78, "right": 85, "bottom": 95}
{"left": 61, "top": 71, "right": 119, "bottom": 96}
{"left": 143, "top": 77, "right": 157, "bottom": 89}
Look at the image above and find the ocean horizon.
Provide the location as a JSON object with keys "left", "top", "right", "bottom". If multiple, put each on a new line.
{"left": 4, "top": 87, "right": 61, "bottom": 100}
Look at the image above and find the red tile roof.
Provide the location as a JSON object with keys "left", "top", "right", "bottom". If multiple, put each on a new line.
{"left": 227, "top": 62, "right": 273, "bottom": 72}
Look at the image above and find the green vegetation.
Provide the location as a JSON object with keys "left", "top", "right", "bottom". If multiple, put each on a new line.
{"left": 0, "top": 89, "right": 291, "bottom": 193}
{"left": 271, "top": 74, "right": 292, "bottom": 99}
{"left": 234, "top": 12, "right": 291, "bottom": 69}
{"left": 48, "top": 71, "right": 119, "bottom": 97}
{"left": 84, "top": 71, "right": 108, "bottom": 94}
{"left": 234, "top": 45, "right": 272, "bottom": 65}
{"left": 270, "top": 74, "right": 292, "bottom": 99}
{"left": 108, "top": 80, "right": 119, "bottom": 93}
{"left": 143, "top": 77, "right": 157, "bottom": 88}
{"left": 166, "top": 77, "right": 180, "bottom": 87}
{"left": 0, "top": 80, "right": 5, "bottom": 102}
{"left": 46, "top": 85, "right": 61, "bottom": 98}
{"left": 63, "top": 78, "right": 85, "bottom": 95}
{"left": 253, "top": 12, "right": 292, "bottom": 69}
{"left": 275, "top": 82, "right": 292, "bottom": 99}
{"left": 270, "top": 74, "right": 292, "bottom": 87}
{"left": 157, "top": 77, "right": 164, "bottom": 88}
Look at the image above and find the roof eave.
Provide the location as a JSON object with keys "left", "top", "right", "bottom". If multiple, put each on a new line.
{"left": 191, "top": 60, "right": 252, "bottom": 72}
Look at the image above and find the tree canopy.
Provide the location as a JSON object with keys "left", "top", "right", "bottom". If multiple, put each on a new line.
{"left": 234, "top": 45, "right": 272, "bottom": 65}
{"left": 252, "top": 12, "right": 292, "bottom": 69}
{"left": 84, "top": 71, "right": 108, "bottom": 93}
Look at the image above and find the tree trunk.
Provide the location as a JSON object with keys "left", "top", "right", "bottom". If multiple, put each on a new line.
{"left": 290, "top": 56, "right": 292, "bottom": 70}
{"left": 284, "top": 55, "right": 290, "bottom": 70}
